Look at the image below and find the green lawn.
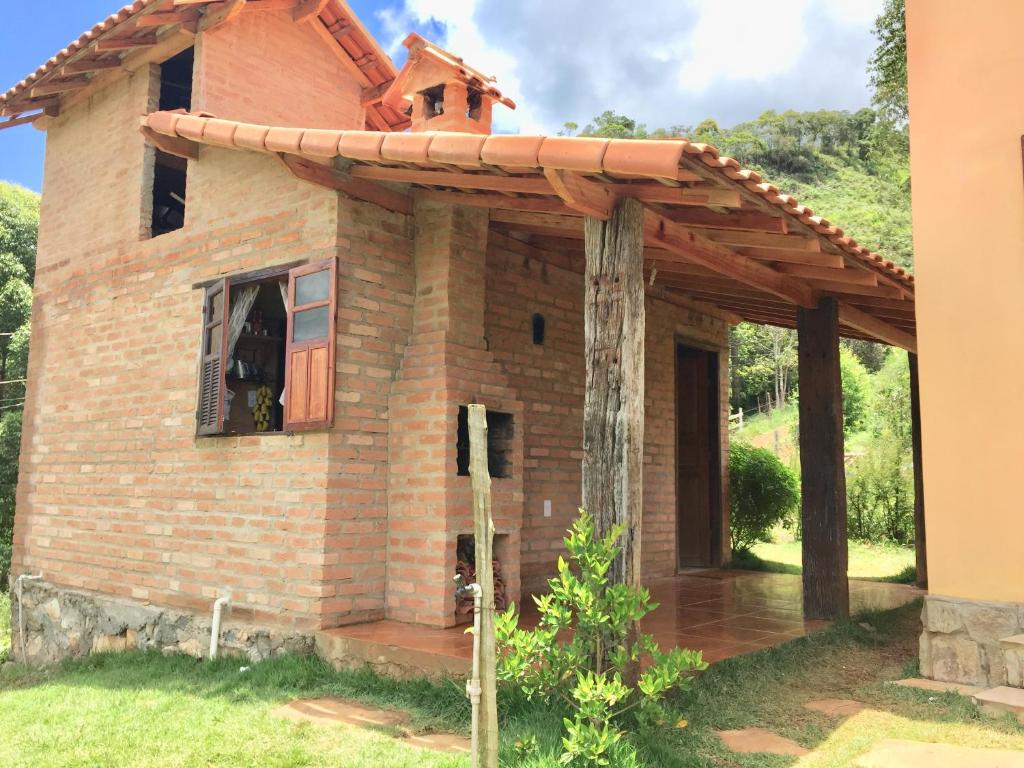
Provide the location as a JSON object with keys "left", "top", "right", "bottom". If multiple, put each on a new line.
{"left": 729, "top": 528, "right": 916, "bottom": 584}
{"left": 2, "top": 600, "right": 1022, "bottom": 767}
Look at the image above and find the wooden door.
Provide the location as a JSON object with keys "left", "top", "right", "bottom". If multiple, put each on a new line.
{"left": 676, "top": 345, "right": 719, "bottom": 568}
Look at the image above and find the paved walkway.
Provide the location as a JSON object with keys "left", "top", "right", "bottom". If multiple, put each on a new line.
{"left": 320, "top": 570, "right": 920, "bottom": 673}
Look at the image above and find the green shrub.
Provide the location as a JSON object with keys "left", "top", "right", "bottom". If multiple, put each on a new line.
{"left": 840, "top": 346, "right": 872, "bottom": 434}
{"left": 496, "top": 510, "right": 706, "bottom": 766}
{"left": 847, "top": 438, "right": 914, "bottom": 545}
{"left": 729, "top": 442, "right": 800, "bottom": 554}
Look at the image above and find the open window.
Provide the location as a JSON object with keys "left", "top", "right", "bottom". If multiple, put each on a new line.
{"left": 150, "top": 47, "right": 193, "bottom": 237}
{"left": 196, "top": 260, "right": 336, "bottom": 436}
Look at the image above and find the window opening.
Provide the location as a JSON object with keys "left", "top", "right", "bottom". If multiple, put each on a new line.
{"left": 456, "top": 406, "right": 514, "bottom": 478}
{"left": 532, "top": 313, "right": 546, "bottom": 345}
{"left": 150, "top": 47, "right": 193, "bottom": 237}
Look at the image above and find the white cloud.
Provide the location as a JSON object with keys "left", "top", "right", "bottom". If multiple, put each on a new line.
{"left": 374, "top": 0, "right": 885, "bottom": 135}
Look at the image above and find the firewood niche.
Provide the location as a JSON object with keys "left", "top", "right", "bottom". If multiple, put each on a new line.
{"left": 455, "top": 533, "right": 508, "bottom": 620}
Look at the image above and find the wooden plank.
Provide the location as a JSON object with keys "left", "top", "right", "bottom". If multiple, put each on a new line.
{"left": 643, "top": 207, "right": 818, "bottom": 308}
{"left": 62, "top": 58, "right": 123, "bottom": 74}
{"left": 775, "top": 263, "right": 878, "bottom": 286}
{"left": 837, "top": 303, "right": 917, "bottom": 352}
{"left": 30, "top": 76, "right": 91, "bottom": 97}
{"left": 664, "top": 207, "right": 788, "bottom": 233}
{"left": 361, "top": 80, "right": 392, "bottom": 105}
{"left": 695, "top": 228, "right": 820, "bottom": 251}
{"left": 278, "top": 153, "right": 412, "bottom": 215}
{"left": 136, "top": 11, "right": 201, "bottom": 27}
{"left": 0, "top": 112, "right": 45, "bottom": 131}
{"left": 95, "top": 33, "right": 160, "bottom": 51}
{"left": 293, "top": 0, "right": 329, "bottom": 22}
{"left": 544, "top": 168, "right": 614, "bottom": 219}
{"left": 803, "top": 278, "right": 903, "bottom": 299}
{"left": 351, "top": 166, "right": 553, "bottom": 194}
{"left": 467, "top": 405, "right": 499, "bottom": 768}
{"left": 141, "top": 125, "right": 199, "bottom": 160}
{"left": 417, "top": 189, "right": 573, "bottom": 214}
{"left": 199, "top": 0, "right": 247, "bottom": 31}
{"left": 618, "top": 183, "right": 741, "bottom": 208}
{"left": 741, "top": 247, "right": 844, "bottom": 268}
{"left": 797, "top": 296, "right": 850, "bottom": 621}
{"left": 909, "top": 353, "right": 927, "bottom": 590}
{"left": 582, "top": 197, "right": 645, "bottom": 679}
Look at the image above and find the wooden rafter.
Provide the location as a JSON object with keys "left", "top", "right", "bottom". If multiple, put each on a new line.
{"left": 661, "top": 207, "right": 788, "bottom": 233}
{"left": 30, "top": 76, "right": 91, "bottom": 97}
{"left": 544, "top": 168, "right": 614, "bottom": 219}
{"left": 136, "top": 10, "right": 201, "bottom": 28}
{"left": 0, "top": 112, "right": 45, "bottom": 131}
{"left": 294, "top": 0, "right": 329, "bottom": 23}
{"left": 642, "top": 206, "right": 818, "bottom": 309}
{"left": 199, "top": 0, "right": 247, "bottom": 31}
{"left": 62, "top": 58, "right": 122, "bottom": 74}
{"left": 95, "top": 33, "right": 159, "bottom": 52}
{"left": 837, "top": 303, "right": 917, "bottom": 352}
{"left": 277, "top": 154, "right": 411, "bottom": 215}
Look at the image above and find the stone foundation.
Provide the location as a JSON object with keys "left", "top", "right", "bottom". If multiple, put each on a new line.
{"left": 920, "top": 594, "right": 1024, "bottom": 688}
{"left": 8, "top": 580, "right": 314, "bottom": 666}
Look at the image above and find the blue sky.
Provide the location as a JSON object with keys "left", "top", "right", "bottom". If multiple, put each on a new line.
{"left": 0, "top": 0, "right": 884, "bottom": 192}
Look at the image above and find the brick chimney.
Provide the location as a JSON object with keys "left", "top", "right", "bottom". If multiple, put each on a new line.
{"left": 381, "top": 33, "right": 515, "bottom": 134}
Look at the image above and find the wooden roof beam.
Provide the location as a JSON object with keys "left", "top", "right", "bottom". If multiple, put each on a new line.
{"left": 62, "top": 58, "right": 123, "bottom": 74}
{"left": 199, "top": 0, "right": 247, "bottom": 31}
{"left": 838, "top": 303, "right": 917, "bottom": 353}
{"left": 95, "top": 33, "right": 160, "bottom": 51}
{"left": 30, "top": 76, "right": 91, "bottom": 97}
{"left": 642, "top": 206, "right": 817, "bottom": 309}
{"left": 294, "top": 0, "right": 329, "bottom": 22}
{"left": 662, "top": 207, "right": 788, "bottom": 233}
{"left": 278, "top": 153, "right": 411, "bottom": 215}
{"left": 0, "top": 112, "right": 45, "bottom": 131}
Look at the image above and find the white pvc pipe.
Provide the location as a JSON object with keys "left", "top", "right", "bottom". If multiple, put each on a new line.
{"left": 209, "top": 596, "right": 230, "bottom": 660}
{"left": 15, "top": 573, "right": 42, "bottom": 663}
{"left": 466, "top": 583, "right": 483, "bottom": 768}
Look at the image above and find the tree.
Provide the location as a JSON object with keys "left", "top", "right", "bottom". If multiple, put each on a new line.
{"left": 868, "top": 0, "right": 908, "bottom": 123}
{"left": 0, "top": 181, "right": 38, "bottom": 587}
{"left": 730, "top": 323, "right": 797, "bottom": 412}
{"left": 839, "top": 346, "right": 872, "bottom": 434}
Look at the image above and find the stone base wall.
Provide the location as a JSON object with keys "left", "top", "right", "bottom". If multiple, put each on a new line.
{"left": 921, "top": 594, "right": 1024, "bottom": 688}
{"left": 9, "top": 579, "right": 313, "bottom": 667}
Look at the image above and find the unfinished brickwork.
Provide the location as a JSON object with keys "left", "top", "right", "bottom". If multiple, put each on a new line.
{"left": 484, "top": 236, "right": 731, "bottom": 595}
{"left": 10, "top": 6, "right": 734, "bottom": 664}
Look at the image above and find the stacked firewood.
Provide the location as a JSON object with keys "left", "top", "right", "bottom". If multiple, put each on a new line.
{"left": 455, "top": 558, "right": 507, "bottom": 616}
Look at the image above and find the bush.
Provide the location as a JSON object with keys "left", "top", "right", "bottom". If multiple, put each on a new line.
{"left": 847, "top": 438, "right": 914, "bottom": 545}
{"left": 496, "top": 510, "right": 706, "bottom": 766}
{"left": 729, "top": 442, "right": 800, "bottom": 554}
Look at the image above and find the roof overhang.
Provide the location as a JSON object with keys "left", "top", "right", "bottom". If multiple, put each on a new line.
{"left": 0, "top": 0, "right": 409, "bottom": 131}
{"left": 141, "top": 110, "right": 917, "bottom": 351}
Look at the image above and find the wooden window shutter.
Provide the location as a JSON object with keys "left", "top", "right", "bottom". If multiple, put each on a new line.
{"left": 197, "top": 278, "right": 229, "bottom": 436}
{"left": 283, "top": 259, "right": 337, "bottom": 431}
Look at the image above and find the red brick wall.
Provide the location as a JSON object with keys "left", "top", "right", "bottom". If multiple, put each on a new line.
{"left": 194, "top": 10, "right": 365, "bottom": 129}
{"left": 484, "top": 237, "right": 731, "bottom": 595}
{"left": 13, "top": 29, "right": 404, "bottom": 631}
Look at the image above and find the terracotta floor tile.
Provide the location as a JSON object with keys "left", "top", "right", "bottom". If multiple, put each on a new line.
{"left": 321, "top": 571, "right": 921, "bottom": 670}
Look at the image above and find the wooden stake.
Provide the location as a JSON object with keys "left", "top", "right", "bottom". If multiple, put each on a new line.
{"left": 797, "top": 297, "right": 849, "bottom": 620}
{"left": 582, "top": 197, "right": 645, "bottom": 639}
{"left": 909, "top": 352, "right": 927, "bottom": 589}
{"left": 468, "top": 404, "right": 498, "bottom": 768}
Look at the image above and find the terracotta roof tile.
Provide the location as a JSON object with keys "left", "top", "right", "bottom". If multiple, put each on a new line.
{"left": 139, "top": 111, "right": 914, "bottom": 290}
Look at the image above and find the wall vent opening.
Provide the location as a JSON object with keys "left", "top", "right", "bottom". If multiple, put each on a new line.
{"left": 456, "top": 406, "right": 514, "bottom": 478}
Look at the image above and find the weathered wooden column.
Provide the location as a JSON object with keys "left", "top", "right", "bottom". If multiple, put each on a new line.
{"left": 908, "top": 352, "right": 927, "bottom": 589}
{"left": 582, "top": 197, "right": 645, "bottom": 591}
{"left": 468, "top": 404, "right": 498, "bottom": 768}
{"left": 797, "top": 297, "right": 849, "bottom": 620}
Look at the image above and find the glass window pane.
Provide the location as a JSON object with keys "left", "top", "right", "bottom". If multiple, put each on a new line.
{"left": 209, "top": 290, "right": 223, "bottom": 321}
{"left": 207, "top": 323, "right": 222, "bottom": 355}
{"left": 292, "top": 306, "right": 329, "bottom": 342}
{"left": 295, "top": 270, "right": 330, "bottom": 305}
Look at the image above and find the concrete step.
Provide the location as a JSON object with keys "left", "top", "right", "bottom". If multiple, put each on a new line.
{"left": 974, "top": 686, "right": 1024, "bottom": 723}
{"left": 315, "top": 625, "right": 470, "bottom": 681}
{"left": 889, "top": 678, "right": 984, "bottom": 697}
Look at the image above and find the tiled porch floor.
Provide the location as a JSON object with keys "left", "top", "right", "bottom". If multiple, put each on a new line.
{"left": 320, "top": 570, "right": 921, "bottom": 672}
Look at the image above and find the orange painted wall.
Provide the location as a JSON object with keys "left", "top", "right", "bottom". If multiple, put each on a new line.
{"left": 906, "top": 0, "right": 1024, "bottom": 603}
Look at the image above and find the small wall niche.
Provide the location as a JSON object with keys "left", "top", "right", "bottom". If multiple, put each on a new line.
{"left": 532, "top": 313, "right": 546, "bottom": 345}
{"left": 456, "top": 406, "right": 514, "bottom": 478}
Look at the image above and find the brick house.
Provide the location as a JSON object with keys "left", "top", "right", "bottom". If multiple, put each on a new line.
{"left": 2, "top": 1, "right": 918, "bottom": 665}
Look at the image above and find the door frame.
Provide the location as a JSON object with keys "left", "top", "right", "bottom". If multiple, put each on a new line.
{"left": 674, "top": 337, "right": 725, "bottom": 571}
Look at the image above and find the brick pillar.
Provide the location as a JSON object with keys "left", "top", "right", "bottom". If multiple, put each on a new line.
{"left": 387, "top": 201, "right": 523, "bottom": 627}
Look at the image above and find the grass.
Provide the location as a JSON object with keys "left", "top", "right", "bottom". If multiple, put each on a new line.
{"left": 2, "top": 600, "right": 1022, "bottom": 767}
{"left": 733, "top": 533, "right": 917, "bottom": 583}
{"left": 0, "top": 592, "right": 10, "bottom": 660}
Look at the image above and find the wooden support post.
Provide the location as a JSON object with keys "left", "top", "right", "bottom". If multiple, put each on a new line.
{"left": 797, "top": 296, "right": 849, "bottom": 620}
{"left": 909, "top": 353, "right": 927, "bottom": 589}
{"left": 467, "top": 404, "right": 498, "bottom": 768}
{"left": 582, "top": 197, "right": 645, "bottom": 591}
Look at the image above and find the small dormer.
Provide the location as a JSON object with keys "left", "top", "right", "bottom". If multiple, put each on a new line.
{"left": 381, "top": 33, "right": 515, "bottom": 134}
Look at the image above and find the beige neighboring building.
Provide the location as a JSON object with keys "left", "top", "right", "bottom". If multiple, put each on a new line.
{"left": 907, "top": 0, "right": 1024, "bottom": 687}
